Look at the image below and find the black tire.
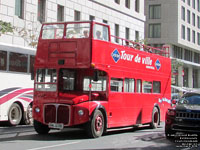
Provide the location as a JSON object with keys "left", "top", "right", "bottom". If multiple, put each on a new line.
{"left": 34, "top": 120, "right": 50, "bottom": 134}
{"left": 8, "top": 103, "right": 22, "bottom": 126}
{"left": 86, "top": 110, "right": 105, "bottom": 138}
{"left": 24, "top": 104, "right": 33, "bottom": 125}
{"left": 150, "top": 107, "right": 160, "bottom": 129}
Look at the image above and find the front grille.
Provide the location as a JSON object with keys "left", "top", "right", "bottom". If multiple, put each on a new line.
{"left": 44, "top": 104, "right": 70, "bottom": 125}
{"left": 176, "top": 111, "right": 200, "bottom": 119}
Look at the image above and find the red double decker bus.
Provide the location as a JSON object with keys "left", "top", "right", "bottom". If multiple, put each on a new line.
{"left": 33, "top": 20, "right": 171, "bottom": 138}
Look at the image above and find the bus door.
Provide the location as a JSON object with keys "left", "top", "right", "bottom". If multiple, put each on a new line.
{"left": 108, "top": 78, "right": 127, "bottom": 127}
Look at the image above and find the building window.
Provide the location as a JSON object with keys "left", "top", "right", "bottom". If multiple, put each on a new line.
{"left": 187, "top": 27, "right": 191, "bottom": 41}
{"left": 181, "top": 25, "right": 185, "bottom": 40}
{"left": 194, "top": 52, "right": 200, "bottom": 63}
{"left": 182, "top": 0, "right": 185, "bottom": 2}
{"left": 0, "top": 50, "right": 7, "bottom": 71}
{"left": 184, "top": 49, "right": 192, "bottom": 61}
{"left": 135, "top": 0, "right": 140, "bottom": 12}
{"left": 192, "top": 30, "right": 196, "bottom": 43}
{"left": 57, "top": 5, "right": 64, "bottom": 22}
{"left": 15, "top": 0, "right": 24, "bottom": 18}
{"left": 125, "top": 27, "right": 130, "bottom": 40}
{"left": 187, "top": 0, "right": 191, "bottom": 5}
{"left": 115, "top": 24, "right": 119, "bottom": 43}
{"left": 187, "top": 10, "right": 190, "bottom": 23}
{"left": 192, "top": 13, "right": 195, "bottom": 26}
{"left": 149, "top": 5, "right": 161, "bottom": 19}
{"left": 114, "top": 0, "right": 120, "bottom": 4}
{"left": 198, "top": 0, "right": 200, "bottom": 11}
{"left": 125, "top": 0, "right": 130, "bottom": 9}
{"left": 148, "top": 24, "right": 161, "bottom": 38}
{"left": 103, "top": 20, "right": 108, "bottom": 24}
{"left": 74, "top": 10, "right": 81, "bottom": 21}
{"left": 198, "top": 16, "right": 200, "bottom": 28}
{"left": 135, "top": 30, "right": 139, "bottom": 41}
{"left": 182, "top": 6, "right": 185, "bottom": 21}
{"left": 38, "top": 0, "right": 46, "bottom": 23}
{"left": 192, "top": 0, "right": 195, "bottom": 9}
{"left": 173, "top": 45, "right": 183, "bottom": 59}
{"left": 89, "top": 15, "right": 95, "bottom": 21}
{"left": 193, "top": 69, "right": 199, "bottom": 88}
{"left": 198, "top": 32, "right": 200, "bottom": 45}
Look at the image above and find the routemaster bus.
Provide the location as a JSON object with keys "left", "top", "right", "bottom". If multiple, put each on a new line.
{"left": 33, "top": 20, "right": 171, "bottom": 138}
{"left": 0, "top": 43, "right": 35, "bottom": 126}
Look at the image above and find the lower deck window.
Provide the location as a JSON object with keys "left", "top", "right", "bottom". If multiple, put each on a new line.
{"left": 110, "top": 78, "right": 123, "bottom": 92}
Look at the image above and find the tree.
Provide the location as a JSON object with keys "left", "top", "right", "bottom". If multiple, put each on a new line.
{"left": 0, "top": 20, "right": 14, "bottom": 36}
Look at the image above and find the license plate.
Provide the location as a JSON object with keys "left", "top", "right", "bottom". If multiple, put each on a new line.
{"left": 48, "top": 123, "right": 64, "bottom": 130}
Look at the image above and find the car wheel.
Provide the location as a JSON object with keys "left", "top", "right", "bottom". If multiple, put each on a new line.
{"left": 8, "top": 103, "right": 22, "bottom": 126}
{"left": 150, "top": 107, "right": 160, "bottom": 129}
{"left": 86, "top": 110, "right": 104, "bottom": 138}
{"left": 34, "top": 120, "right": 50, "bottom": 134}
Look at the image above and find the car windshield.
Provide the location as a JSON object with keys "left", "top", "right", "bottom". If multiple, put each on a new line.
{"left": 178, "top": 93, "right": 200, "bottom": 105}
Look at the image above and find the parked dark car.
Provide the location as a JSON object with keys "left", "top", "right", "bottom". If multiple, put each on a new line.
{"left": 165, "top": 91, "right": 200, "bottom": 138}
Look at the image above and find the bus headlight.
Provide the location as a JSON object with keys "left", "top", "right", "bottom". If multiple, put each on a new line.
{"left": 78, "top": 110, "right": 84, "bottom": 116}
{"left": 35, "top": 107, "right": 40, "bottom": 113}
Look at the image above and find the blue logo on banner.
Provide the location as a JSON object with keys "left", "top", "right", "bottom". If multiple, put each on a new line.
{"left": 111, "top": 49, "right": 120, "bottom": 63}
{"left": 155, "top": 59, "right": 161, "bottom": 70}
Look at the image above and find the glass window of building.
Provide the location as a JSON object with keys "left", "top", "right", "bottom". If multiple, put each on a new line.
{"left": 38, "top": 0, "right": 46, "bottom": 23}
{"left": 187, "top": 27, "right": 191, "bottom": 41}
{"left": 194, "top": 52, "right": 200, "bottom": 63}
{"left": 192, "top": 13, "right": 195, "bottom": 26}
{"left": 115, "top": 24, "right": 119, "bottom": 43}
{"left": 181, "top": 25, "right": 185, "bottom": 39}
{"left": 135, "top": 0, "right": 140, "bottom": 13}
{"left": 192, "top": 0, "right": 195, "bottom": 9}
{"left": 125, "top": 0, "right": 130, "bottom": 9}
{"left": 89, "top": 15, "right": 95, "bottom": 21}
{"left": 181, "top": 6, "right": 185, "bottom": 21}
{"left": 57, "top": 5, "right": 64, "bottom": 22}
{"left": 192, "top": 30, "right": 196, "bottom": 43}
{"left": 148, "top": 24, "right": 161, "bottom": 38}
{"left": 198, "top": 0, "right": 200, "bottom": 12}
{"left": 184, "top": 49, "right": 192, "bottom": 61}
{"left": 187, "top": 10, "right": 190, "bottom": 23}
{"left": 103, "top": 20, "right": 108, "bottom": 24}
{"left": 198, "top": 16, "right": 200, "bottom": 28}
{"left": 198, "top": 32, "right": 200, "bottom": 45}
{"left": 135, "top": 30, "right": 139, "bottom": 41}
{"left": 173, "top": 45, "right": 183, "bottom": 59}
{"left": 15, "top": 0, "right": 24, "bottom": 19}
{"left": 114, "top": 0, "right": 120, "bottom": 4}
{"left": 74, "top": 10, "right": 81, "bottom": 21}
{"left": 187, "top": 0, "right": 191, "bottom": 6}
{"left": 193, "top": 69, "right": 199, "bottom": 88}
{"left": 149, "top": 5, "right": 161, "bottom": 19}
{"left": 125, "top": 27, "right": 130, "bottom": 40}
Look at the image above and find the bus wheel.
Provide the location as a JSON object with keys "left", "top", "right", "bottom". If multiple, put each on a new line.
{"left": 150, "top": 107, "right": 159, "bottom": 129}
{"left": 86, "top": 110, "right": 104, "bottom": 138}
{"left": 34, "top": 120, "right": 50, "bottom": 134}
{"left": 8, "top": 103, "right": 22, "bottom": 126}
{"left": 25, "top": 104, "right": 33, "bottom": 125}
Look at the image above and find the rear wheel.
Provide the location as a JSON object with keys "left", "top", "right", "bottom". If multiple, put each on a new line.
{"left": 86, "top": 110, "right": 105, "bottom": 138}
{"left": 150, "top": 107, "right": 159, "bottom": 129}
{"left": 8, "top": 103, "right": 22, "bottom": 126}
{"left": 34, "top": 120, "right": 50, "bottom": 134}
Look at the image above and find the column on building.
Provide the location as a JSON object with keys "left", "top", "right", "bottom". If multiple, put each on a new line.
{"left": 188, "top": 67, "right": 193, "bottom": 88}
{"left": 178, "top": 66, "right": 183, "bottom": 87}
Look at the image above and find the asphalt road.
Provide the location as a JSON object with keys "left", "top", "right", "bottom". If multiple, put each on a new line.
{"left": 0, "top": 123, "right": 199, "bottom": 150}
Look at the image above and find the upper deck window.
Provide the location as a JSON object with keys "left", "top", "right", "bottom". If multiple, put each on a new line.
{"left": 93, "top": 24, "right": 109, "bottom": 41}
{"left": 42, "top": 24, "right": 64, "bottom": 39}
{"left": 66, "top": 23, "right": 90, "bottom": 38}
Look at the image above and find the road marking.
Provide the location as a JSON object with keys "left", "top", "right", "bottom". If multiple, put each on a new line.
{"left": 27, "top": 141, "right": 80, "bottom": 150}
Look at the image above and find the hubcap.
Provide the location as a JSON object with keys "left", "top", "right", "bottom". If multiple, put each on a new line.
{"left": 154, "top": 112, "right": 158, "bottom": 124}
{"left": 95, "top": 115, "right": 103, "bottom": 132}
{"left": 11, "top": 107, "right": 20, "bottom": 122}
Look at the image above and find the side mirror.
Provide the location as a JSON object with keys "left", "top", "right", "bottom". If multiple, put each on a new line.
{"left": 171, "top": 99, "right": 177, "bottom": 105}
{"left": 93, "top": 70, "right": 99, "bottom": 81}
